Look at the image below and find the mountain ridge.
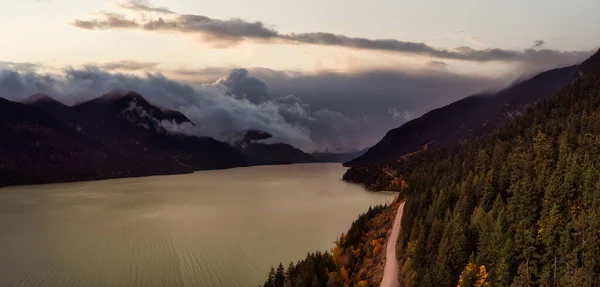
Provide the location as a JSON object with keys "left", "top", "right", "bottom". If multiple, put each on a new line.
{"left": 346, "top": 64, "right": 580, "bottom": 166}
{"left": 1, "top": 91, "right": 315, "bottom": 187}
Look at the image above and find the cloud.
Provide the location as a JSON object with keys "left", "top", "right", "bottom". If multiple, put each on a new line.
{"left": 71, "top": 12, "right": 139, "bottom": 29}
{"left": 533, "top": 40, "right": 546, "bottom": 48}
{"left": 117, "top": 0, "right": 174, "bottom": 14}
{"left": 387, "top": 108, "right": 416, "bottom": 121}
{"left": 141, "top": 15, "right": 278, "bottom": 42}
{"left": 249, "top": 67, "right": 501, "bottom": 118}
{"left": 0, "top": 66, "right": 375, "bottom": 151}
{"left": 215, "top": 68, "right": 270, "bottom": 103}
{"left": 73, "top": 8, "right": 278, "bottom": 45}
{"left": 458, "top": 31, "right": 489, "bottom": 49}
{"left": 0, "top": 61, "right": 41, "bottom": 73}
{"left": 427, "top": 60, "right": 448, "bottom": 69}
{"left": 97, "top": 60, "right": 160, "bottom": 71}
{"left": 70, "top": 1, "right": 592, "bottom": 68}
{"left": 239, "top": 67, "right": 503, "bottom": 149}
{"left": 0, "top": 69, "right": 59, "bottom": 100}
{"left": 0, "top": 63, "right": 504, "bottom": 152}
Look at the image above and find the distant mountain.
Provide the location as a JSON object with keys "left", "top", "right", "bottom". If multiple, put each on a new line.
{"left": 346, "top": 64, "right": 580, "bottom": 166}
{"left": 25, "top": 91, "right": 249, "bottom": 171}
{"left": 236, "top": 130, "right": 316, "bottom": 164}
{"left": 0, "top": 98, "right": 190, "bottom": 187}
{"left": 1, "top": 91, "right": 315, "bottom": 187}
{"left": 312, "top": 149, "right": 368, "bottom": 163}
{"left": 73, "top": 91, "right": 193, "bottom": 131}
{"left": 22, "top": 93, "right": 71, "bottom": 113}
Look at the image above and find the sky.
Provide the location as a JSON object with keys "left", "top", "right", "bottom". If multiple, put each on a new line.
{"left": 0, "top": 0, "right": 598, "bottom": 152}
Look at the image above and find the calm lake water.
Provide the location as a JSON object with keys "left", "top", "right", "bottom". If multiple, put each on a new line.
{"left": 0, "top": 163, "right": 394, "bottom": 287}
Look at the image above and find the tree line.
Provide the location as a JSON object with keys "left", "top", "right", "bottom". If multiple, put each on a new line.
{"left": 261, "top": 204, "right": 397, "bottom": 287}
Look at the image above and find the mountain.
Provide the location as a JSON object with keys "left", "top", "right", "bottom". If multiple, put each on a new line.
{"left": 26, "top": 91, "right": 249, "bottom": 171}
{"left": 340, "top": 48, "right": 600, "bottom": 286}
{"left": 22, "top": 93, "right": 74, "bottom": 117}
{"left": 0, "top": 98, "right": 190, "bottom": 187}
{"left": 3, "top": 92, "right": 240, "bottom": 187}
{"left": 2, "top": 91, "right": 319, "bottom": 187}
{"left": 311, "top": 148, "right": 368, "bottom": 163}
{"left": 346, "top": 64, "right": 580, "bottom": 166}
{"left": 73, "top": 91, "right": 193, "bottom": 132}
{"left": 236, "top": 130, "right": 316, "bottom": 164}
{"left": 580, "top": 47, "right": 600, "bottom": 74}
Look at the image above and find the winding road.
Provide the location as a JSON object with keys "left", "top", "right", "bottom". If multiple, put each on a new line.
{"left": 380, "top": 201, "right": 405, "bottom": 287}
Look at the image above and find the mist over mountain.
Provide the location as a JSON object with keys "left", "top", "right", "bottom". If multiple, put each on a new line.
{"left": 0, "top": 89, "right": 323, "bottom": 187}
{"left": 0, "top": 64, "right": 507, "bottom": 153}
{"left": 347, "top": 63, "right": 581, "bottom": 165}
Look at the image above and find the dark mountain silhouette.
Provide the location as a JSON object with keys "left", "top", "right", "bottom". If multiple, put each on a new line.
{"left": 236, "top": 130, "right": 316, "bottom": 164}
{"left": 311, "top": 149, "right": 368, "bottom": 163}
{"left": 22, "top": 93, "right": 81, "bottom": 124}
{"left": 0, "top": 98, "right": 191, "bottom": 187}
{"left": 580, "top": 48, "right": 600, "bottom": 74}
{"left": 25, "top": 91, "right": 249, "bottom": 171}
{"left": 73, "top": 91, "right": 193, "bottom": 130}
{"left": 240, "top": 143, "right": 316, "bottom": 164}
{"left": 346, "top": 64, "right": 580, "bottom": 166}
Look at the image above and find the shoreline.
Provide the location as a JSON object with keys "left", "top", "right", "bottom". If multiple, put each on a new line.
{"left": 0, "top": 162, "right": 349, "bottom": 190}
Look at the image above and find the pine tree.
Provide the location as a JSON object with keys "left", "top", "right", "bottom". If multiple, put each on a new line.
{"left": 274, "top": 263, "right": 286, "bottom": 287}
{"left": 264, "top": 266, "right": 276, "bottom": 287}
{"left": 285, "top": 262, "right": 295, "bottom": 287}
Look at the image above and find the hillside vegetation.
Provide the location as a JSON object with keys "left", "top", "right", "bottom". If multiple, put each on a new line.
{"left": 344, "top": 50, "right": 600, "bottom": 286}
{"left": 262, "top": 201, "right": 400, "bottom": 287}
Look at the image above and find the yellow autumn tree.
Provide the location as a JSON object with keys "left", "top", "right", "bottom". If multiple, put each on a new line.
{"left": 372, "top": 244, "right": 382, "bottom": 255}
{"left": 388, "top": 176, "right": 408, "bottom": 192}
{"left": 475, "top": 265, "right": 489, "bottom": 287}
{"left": 457, "top": 262, "right": 489, "bottom": 287}
{"left": 338, "top": 266, "right": 349, "bottom": 282}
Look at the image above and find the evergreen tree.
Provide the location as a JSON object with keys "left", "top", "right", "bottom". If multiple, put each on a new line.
{"left": 274, "top": 263, "right": 286, "bottom": 287}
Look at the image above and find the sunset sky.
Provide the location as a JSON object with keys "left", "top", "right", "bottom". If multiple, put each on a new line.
{"left": 0, "top": 0, "right": 598, "bottom": 151}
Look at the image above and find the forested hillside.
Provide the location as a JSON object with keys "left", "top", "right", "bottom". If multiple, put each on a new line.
{"left": 262, "top": 201, "right": 401, "bottom": 287}
{"left": 344, "top": 49, "right": 600, "bottom": 286}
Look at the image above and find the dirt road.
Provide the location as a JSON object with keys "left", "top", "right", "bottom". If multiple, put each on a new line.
{"left": 380, "top": 201, "right": 405, "bottom": 287}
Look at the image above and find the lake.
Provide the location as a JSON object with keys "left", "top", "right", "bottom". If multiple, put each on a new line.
{"left": 0, "top": 163, "right": 394, "bottom": 287}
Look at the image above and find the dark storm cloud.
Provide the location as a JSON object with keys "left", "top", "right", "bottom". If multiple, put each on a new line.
{"left": 0, "top": 69, "right": 59, "bottom": 101}
{"left": 71, "top": 1, "right": 592, "bottom": 67}
{"left": 249, "top": 67, "right": 501, "bottom": 122}
{"left": 216, "top": 69, "right": 270, "bottom": 103}
{"left": 117, "top": 0, "right": 174, "bottom": 14}
{"left": 261, "top": 66, "right": 487, "bottom": 150}
{"left": 174, "top": 66, "right": 507, "bottom": 150}
{"left": 0, "top": 64, "right": 502, "bottom": 152}
{"left": 97, "top": 60, "right": 160, "bottom": 71}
